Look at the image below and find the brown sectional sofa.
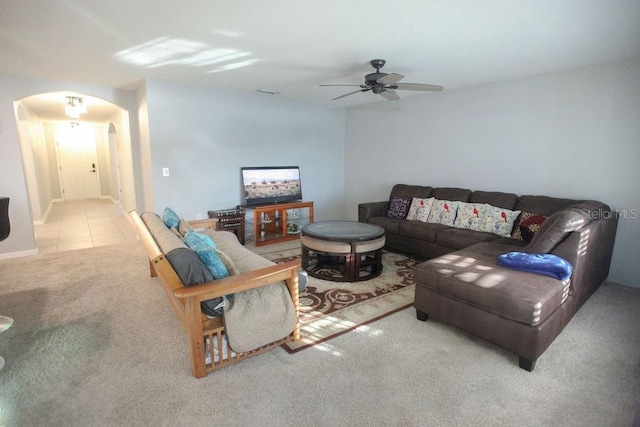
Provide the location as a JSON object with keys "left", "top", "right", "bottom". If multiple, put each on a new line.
{"left": 358, "top": 184, "right": 618, "bottom": 371}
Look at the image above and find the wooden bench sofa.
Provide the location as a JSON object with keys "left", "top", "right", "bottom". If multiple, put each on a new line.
{"left": 130, "top": 209, "right": 300, "bottom": 378}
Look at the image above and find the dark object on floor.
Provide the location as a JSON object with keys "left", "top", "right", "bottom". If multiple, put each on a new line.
{"left": 0, "top": 197, "right": 9, "bottom": 241}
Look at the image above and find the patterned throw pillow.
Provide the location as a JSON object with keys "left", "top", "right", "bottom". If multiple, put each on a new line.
{"left": 163, "top": 207, "right": 180, "bottom": 228}
{"left": 184, "top": 231, "right": 216, "bottom": 248}
{"left": 406, "top": 197, "right": 435, "bottom": 222}
{"left": 453, "top": 202, "right": 486, "bottom": 231}
{"left": 387, "top": 197, "right": 412, "bottom": 219}
{"left": 512, "top": 212, "right": 547, "bottom": 242}
{"left": 427, "top": 199, "right": 460, "bottom": 226}
{"left": 191, "top": 242, "right": 229, "bottom": 279}
{"left": 480, "top": 204, "right": 522, "bottom": 237}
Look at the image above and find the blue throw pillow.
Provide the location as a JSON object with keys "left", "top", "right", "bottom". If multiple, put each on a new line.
{"left": 183, "top": 231, "right": 216, "bottom": 248}
{"left": 192, "top": 243, "right": 229, "bottom": 279}
{"left": 163, "top": 207, "right": 180, "bottom": 228}
{"left": 497, "top": 252, "right": 573, "bottom": 281}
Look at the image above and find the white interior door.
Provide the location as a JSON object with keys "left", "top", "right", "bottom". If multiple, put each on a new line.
{"left": 56, "top": 126, "right": 100, "bottom": 200}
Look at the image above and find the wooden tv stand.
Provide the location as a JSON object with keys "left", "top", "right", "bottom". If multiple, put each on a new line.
{"left": 247, "top": 201, "right": 314, "bottom": 247}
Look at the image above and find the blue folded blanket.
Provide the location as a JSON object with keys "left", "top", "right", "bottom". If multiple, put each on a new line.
{"left": 497, "top": 252, "right": 573, "bottom": 281}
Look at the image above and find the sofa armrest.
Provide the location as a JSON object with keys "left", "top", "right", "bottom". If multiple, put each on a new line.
{"left": 358, "top": 201, "right": 389, "bottom": 223}
{"left": 551, "top": 215, "right": 618, "bottom": 305}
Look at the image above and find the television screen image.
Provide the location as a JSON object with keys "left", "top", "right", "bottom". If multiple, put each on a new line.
{"left": 241, "top": 166, "right": 302, "bottom": 206}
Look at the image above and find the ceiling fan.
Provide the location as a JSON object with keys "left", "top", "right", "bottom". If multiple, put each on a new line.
{"left": 320, "top": 59, "right": 443, "bottom": 101}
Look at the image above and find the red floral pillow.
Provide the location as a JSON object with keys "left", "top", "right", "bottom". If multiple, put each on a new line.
{"left": 512, "top": 212, "right": 547, "bottom": 243}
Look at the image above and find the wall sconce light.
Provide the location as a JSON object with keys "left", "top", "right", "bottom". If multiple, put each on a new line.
{"left": 65, "top": 96, "right": 87, "bottom": 118}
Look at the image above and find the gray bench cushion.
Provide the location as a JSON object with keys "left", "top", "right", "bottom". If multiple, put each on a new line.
{"left": 141, "top": 212, "right": 186, "bottom": 254}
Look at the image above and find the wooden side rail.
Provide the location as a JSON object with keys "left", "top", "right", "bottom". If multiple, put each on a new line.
{"left": 129, "top": 209, "right": 300, "bottom": 378}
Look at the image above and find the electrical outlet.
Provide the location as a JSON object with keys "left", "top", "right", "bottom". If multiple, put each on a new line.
{"left": 196, "top": 213, "right": 204, "bottom": 219}
{"left": 162, "top": 167, "right": 170, "bottom": 177}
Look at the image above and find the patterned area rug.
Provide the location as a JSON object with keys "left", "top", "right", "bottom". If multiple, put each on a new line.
{"left": 262, "top": 249, "right": 419, "bottom": 353}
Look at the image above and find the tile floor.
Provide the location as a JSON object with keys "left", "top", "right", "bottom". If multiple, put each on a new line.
{"left": 34, "top": 199, "right": 138, "bottom": 253}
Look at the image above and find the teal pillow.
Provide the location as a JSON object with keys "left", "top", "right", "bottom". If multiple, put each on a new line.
{"left": 192, "top": 243, "right": 229, "bottom": 279}
{"left": 163, "top": 207, "right": 180, "bottom": 228}
{"left": 184, "top": 231, "right": 216, "bottom": 248}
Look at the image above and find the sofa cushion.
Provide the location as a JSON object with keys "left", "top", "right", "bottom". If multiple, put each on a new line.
{"left": 453, "top": 202, "right": 486, "bottom": 231}
{"left": 431, "top": 187, "right": 471, "bottom": 202}
{"left": 369, "top": 216, "right": 402, "bottom": 235}
{"left": 469, "top": 191, "right": 518, "bottom": 210}
{"left": 398, "top": 221, "right": 449, "bottom": 242}
{"left": 387, "top": 197, "right": 412, "bottom": 219}
{"left": 389, "top": 184, "right": 433, "bottom": 200}
{"left": 406, "top": 197, "right": 434, "bottom": 222}
{"left": 414, "top": 241, "right": 570, "bottom": 326}
{"left": 480, "top": 205, "right": 521, "bottom": 237}
{"left": 512, "top": 212, "right": 547, "bottom": 242}
{"left": 435, "top": 228, "right": 499, "bottom": 250}
{"left": 525, "top": 209, "right": 588, "bottom": 253}
{"left": 204, "top": 230, "right": 276, "bottom": 272}
{"left": 141, "top": 212, "right": 187, "bottom": 254}
{"left": 427, "top": 199, "right": 460, "bottom": 226}
{"left": 515, "top": 195, "right": 580, "bottom": 217}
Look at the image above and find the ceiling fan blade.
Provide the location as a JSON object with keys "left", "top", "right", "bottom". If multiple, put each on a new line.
{"left": 332, "top": 89, "right": 369, "bottom": 101}
{"left": 319, "top": 84, "right": 363, "bottom": 87}
{"left": 377, "top": 73, "right": 404, "bottom": 85}
{"left": 379, "top": 89, "right": 400, "bottom": 101}
{"left": 394, "top": 83, "right": 443, "bottom": 92}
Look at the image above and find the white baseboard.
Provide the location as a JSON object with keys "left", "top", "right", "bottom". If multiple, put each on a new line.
{"left": 100, "top": 196, "right": 122, "bottom": 203}
{"left": 0, "top": 248, "right": 39, "bottom": 260}
{"left": 33, "top": 199, "right": 62, "bottom": 225}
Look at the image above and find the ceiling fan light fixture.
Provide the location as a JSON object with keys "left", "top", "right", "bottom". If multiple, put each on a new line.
{"left": 64, "top": 96, "right": 88, "bottom": 118}
{"left": 76, "top": 98, "right": 87, "bottom": 114}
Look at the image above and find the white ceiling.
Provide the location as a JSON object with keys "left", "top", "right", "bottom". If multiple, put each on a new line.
{"left": 3, "top": 0, "right": 640, "bottom": 120}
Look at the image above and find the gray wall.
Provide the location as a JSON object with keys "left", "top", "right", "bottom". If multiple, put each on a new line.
{"left": 344, "top": 60, "right": 640, "bottom": 287}
{"left": 1, "top": 62, "right": 637, "bottom": 288}
{"left": 143, "top": 80, "right": 346, "bottom": 222}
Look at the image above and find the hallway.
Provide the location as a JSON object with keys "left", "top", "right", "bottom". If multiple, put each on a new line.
{"left": 34, "top": 199, "right": 137, "bottom": 253}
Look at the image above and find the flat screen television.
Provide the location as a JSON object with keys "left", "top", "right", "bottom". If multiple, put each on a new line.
{"left": 241, "top": 166, "right": 303, "bottom": 206}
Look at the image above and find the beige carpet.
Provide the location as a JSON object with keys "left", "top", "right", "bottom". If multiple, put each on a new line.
{"left": 263, "top": 249, "right": 417, "bottom": 353}
{"left": 0, "top": 242, "right": 639, "bottom": 426}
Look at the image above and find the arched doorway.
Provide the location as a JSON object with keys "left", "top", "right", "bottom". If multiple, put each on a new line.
{"left": 14, "top": 92, "right": 138, "bottom": 252}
